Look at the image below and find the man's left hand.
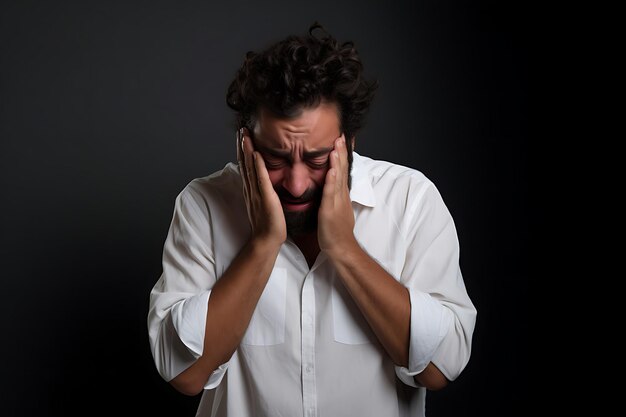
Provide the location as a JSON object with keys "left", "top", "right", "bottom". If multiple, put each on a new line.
{"left": 318, "top": 135, "right": 357, "bottom": 258}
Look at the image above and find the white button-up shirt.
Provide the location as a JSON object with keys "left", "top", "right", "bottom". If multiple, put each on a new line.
{"left": 148, "top": 152, "right": 476, "bottom": 417}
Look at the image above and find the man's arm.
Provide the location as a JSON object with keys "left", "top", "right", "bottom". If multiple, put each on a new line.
{"left": 318, "top": 137, "right": 448, "bottom": 390}
{"left": 170, "top": 129, "right": 286, "bottom": 396}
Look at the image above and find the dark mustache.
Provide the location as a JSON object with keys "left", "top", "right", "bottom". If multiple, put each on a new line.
{"left": 274, "top": 186, "right": 321, "bottom": 203}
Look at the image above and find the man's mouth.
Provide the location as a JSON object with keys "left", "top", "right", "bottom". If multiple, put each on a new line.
{"left": 281, "top": 199, "right": 314, "bottom": 212}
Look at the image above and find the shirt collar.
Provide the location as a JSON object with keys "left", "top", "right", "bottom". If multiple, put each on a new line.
{"left": 349, "top": 152, "right": 376, "bottom": 207}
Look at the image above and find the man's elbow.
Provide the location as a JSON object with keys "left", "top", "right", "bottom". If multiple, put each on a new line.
{"left": 169, "top": 373, "right": 205, "bottom": 396}
{"left": 419, "top": 374, "right": 449, "bottom": 391}
{"left": 414, "top": 362, "right": 449, "bottom": 391}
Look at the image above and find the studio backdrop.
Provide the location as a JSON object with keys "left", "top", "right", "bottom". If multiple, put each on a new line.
{"left": 0, "top": 1, "right": 527, "bottom": 416}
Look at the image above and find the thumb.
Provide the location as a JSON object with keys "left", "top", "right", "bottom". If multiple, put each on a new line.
{"left": 321, "top": 167, "right": 337, "bottom": 204}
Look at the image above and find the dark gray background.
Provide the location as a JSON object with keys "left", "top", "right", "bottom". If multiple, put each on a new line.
{"left": 0, "top": 1, "right": 527, "bottom": 416}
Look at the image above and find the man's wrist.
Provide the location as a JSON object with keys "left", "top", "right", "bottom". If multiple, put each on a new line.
{"left": 324, "top": 236, "right": 362, "bottom": 265}
{"left": 248, "top": 235, "right": 283, "bottom": 257}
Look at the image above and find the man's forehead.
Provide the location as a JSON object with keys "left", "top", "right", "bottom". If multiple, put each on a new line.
{"left": 253, "top": 103, "right": 340, "bottom": 149}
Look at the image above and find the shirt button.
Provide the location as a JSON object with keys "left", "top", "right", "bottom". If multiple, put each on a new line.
{"left": 306, "top": 366, "right": 312, "bottom": 373}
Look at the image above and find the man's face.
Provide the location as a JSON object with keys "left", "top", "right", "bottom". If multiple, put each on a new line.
{"left": 252, "top": 102, "right": 346, "bottom": 236}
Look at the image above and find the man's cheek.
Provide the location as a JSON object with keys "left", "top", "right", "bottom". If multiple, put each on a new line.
{"left": 267, "top": 170, "right": 282, "bottom": 188}
{"left": 314, "top": 168, "right": 329, "bottom": 186}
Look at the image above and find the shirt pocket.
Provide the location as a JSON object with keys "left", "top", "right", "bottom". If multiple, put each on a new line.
{"left": 241, "top": 267, "right": 287, "bottom": 346}
{"left": 331, "top": 280, "right": 373, "bottom": 345}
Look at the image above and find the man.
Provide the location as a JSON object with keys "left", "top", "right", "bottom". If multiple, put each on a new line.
{"left": 148, "top": 23, "right": 476, "bottom": 417}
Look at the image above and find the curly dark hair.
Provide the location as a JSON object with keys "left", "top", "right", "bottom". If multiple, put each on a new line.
{"left": 226, "top": 22, "right": 377, "bottom": 141}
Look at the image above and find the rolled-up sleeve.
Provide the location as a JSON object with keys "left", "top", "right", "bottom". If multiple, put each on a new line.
{"left": 395, "top": 181, "right": 477, "bottom": 387}
{"left": 147, "top": 186, "right": 229, "bottom": 389}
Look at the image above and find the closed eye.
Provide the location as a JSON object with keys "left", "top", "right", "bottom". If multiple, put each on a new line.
{"left": 261, "top": 154, "right": 287, "bottom": 169}
{"left": 260, "top": 152, "right": 330, "bottom": 170}
{"left": 306, "top": 156, "right": 330, "bottom": 169}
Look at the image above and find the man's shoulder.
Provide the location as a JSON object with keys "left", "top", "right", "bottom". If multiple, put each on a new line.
{"left": 179, "top": 162, "right": 242, "bottom": 203}
{"left": 354, "top": 154, "right": 452, "bottom": 224}
{"left": 354, "top": 153, "right": 432, "bottom": 188}
{"left": 189, "top": 162, "right": 240, "bottom": 186}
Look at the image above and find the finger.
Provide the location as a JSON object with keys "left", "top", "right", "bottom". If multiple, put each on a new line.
{"left": 322, "top": 166, "right": 337, "bottom": 210}
{"left": 337, "top": 134, "right": 348, "bottom": 179}
{"left": 237, "top": 129, "right": 247, "bottom": 184}
{"left": 253, "top": 151, "right": 273, "bottom": 196}
{"left": 242, "top": 132, "right": 259, "bottom": 198}
{"left": 331, "top": 138, "right": 343, "bottom": 194}
{"left": 238, "top": 131, "right": 249, "bottom": 186}
{"left": 236, "top": 128, "right": 242, "bottom": 164}
{"left": 241, "top": 132, "right": 258, "bottom": 207}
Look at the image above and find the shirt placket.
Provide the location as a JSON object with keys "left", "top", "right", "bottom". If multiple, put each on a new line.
{"left": 301, "top": 269, "right": 317, "bottom": 417}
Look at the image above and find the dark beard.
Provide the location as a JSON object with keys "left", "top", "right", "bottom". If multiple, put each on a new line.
{"left": 284, "top": 204, "right": 319, "bottom": 236}
{"left": 275, "top": 186, "right": 322, "bottom": 237}
{"left": 278, "top": 156, "right": 353, "bottom": 237}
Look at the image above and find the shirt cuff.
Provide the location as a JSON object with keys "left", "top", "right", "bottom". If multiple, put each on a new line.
{"left": 171, "top": 291, "right": 211, "bottom": 357}
{"left": 395, "top": 288, "right": 452, "bottom": 387}
{"left": 170, "top": 290, "right": 230, "bottom": 390}
{"left": 204, "top": 362, "right": 229, "bottom": 390}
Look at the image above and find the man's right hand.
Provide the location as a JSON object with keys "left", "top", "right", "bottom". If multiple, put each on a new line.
{"left": 237, "top": 128, "right": 286, "bottom": 248}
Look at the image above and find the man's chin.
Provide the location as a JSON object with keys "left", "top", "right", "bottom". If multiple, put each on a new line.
{"left": 284, "top": 205, "right": 318, "bottom": 236}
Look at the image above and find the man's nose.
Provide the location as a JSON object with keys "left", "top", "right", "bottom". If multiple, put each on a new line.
{"left": 282, "top": 163, "right": 310, "bottom": 198}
